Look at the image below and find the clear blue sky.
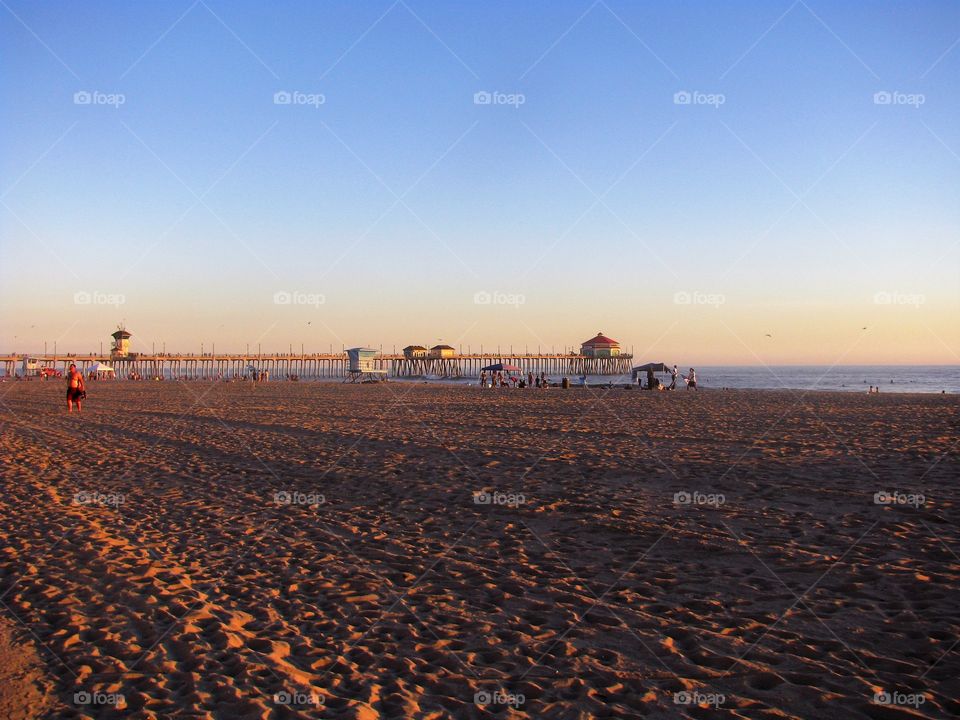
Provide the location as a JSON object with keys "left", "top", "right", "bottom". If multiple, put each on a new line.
{"left": 2, "top": 1, "right": 958, "bottom": 363}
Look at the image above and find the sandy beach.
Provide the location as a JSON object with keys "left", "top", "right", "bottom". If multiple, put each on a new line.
{"left": 0, "top": 381, "right": 957, "bottom": 719}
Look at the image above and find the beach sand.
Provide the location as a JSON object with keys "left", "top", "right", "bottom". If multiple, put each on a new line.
{"left": 0, "top": 381, "right": 957, "bottom": 719}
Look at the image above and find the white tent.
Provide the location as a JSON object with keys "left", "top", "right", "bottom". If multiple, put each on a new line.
{"left": 87, "top": 362, "right": 116, "bottom": 379}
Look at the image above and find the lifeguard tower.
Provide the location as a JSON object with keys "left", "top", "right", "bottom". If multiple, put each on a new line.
{"left": 111, "top": 327, "right": 132, "bottom": 358}
{"left": 344, "top": 347, "right": 387, "bottom": 383}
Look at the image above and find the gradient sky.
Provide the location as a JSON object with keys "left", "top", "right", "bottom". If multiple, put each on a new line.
{"left": 1, "top": 0, "right": 958, "bottom": 364}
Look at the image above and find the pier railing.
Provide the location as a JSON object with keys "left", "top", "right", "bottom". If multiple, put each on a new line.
{"left": 1, "top": 353, "right": 635, "bottom": 380}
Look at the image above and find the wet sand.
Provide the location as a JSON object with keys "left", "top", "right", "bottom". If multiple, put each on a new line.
{"left": 0, "top": 381, "right": 957, "bottom": 719}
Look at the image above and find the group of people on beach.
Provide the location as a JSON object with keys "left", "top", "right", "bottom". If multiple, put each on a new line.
{"left": 477, "top": 365, "right": 701, "bottom": 391}
{"left": 642, "top": 365, "right": 697, "bottom": 391}
{"left": 480, "top": 370, "right": 550, "bottom": 389}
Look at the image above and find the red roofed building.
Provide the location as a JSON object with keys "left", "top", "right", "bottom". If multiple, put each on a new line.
{"left": 580, "top": 331, "right": 621, "bottom": 358}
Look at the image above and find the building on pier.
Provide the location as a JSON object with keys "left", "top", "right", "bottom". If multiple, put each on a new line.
{"left": 403, "top": 345, "right": 428, "bottom": 359}
{"left": 580, "top": 332, "right": 621, "bottom": 358}
{"left": 111, "top": 327, "right": 133, "bottom": 358}
{"left": 429, "top": 344, "right": 456, "bottom": 359}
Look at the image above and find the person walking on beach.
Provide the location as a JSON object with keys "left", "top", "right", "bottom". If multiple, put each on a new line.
{"left": 66, "top": 363, "right": 85, "bottom": 412}
{"left": 670, "top": 364, "right": 679, "bottom": 390}
{"left": 480, "top": 370, "right": 487, "bottom": 388}
{"left": 686, "top": 368, "right": 697, "bottom": 391}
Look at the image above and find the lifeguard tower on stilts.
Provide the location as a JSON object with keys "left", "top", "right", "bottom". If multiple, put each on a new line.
{"left": 344, "top": 347, "right": 388, "bottom": 383}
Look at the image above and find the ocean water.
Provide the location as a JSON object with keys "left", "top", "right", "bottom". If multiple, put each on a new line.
{"left": 680, "top": 366, "right": 960, "bottom": 394}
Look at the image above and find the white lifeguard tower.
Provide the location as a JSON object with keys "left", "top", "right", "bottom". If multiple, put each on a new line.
{"left": 344, "top": 348, "right": 387, "bottom": 383}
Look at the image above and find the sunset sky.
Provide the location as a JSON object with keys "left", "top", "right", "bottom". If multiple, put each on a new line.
{"left": 1, "top": 1, "right": 958, "bottom": 364}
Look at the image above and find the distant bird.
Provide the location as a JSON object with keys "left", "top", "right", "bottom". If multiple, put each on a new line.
{"left": 862, "top": 327, "right": 867, "bottom": 330}
{"left": 764, "top": 333, "right": 772, "bottom": 338}
{"left": 307, "top": 321, "right": 312, "bottom": 325}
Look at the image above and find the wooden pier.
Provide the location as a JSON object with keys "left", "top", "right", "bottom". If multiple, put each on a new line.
{"left": 1, "top": 353, "right": 634, "bottom": 380}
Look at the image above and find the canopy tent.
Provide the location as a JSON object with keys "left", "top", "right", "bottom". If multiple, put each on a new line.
{"left": 480, "top": 363, "right": 522, "bottom": 373}
{"left": 87, "top": 362, "right": 116, "bottom": 378}
{"left": 632, "top": 362, "right": 670, "bottom": 387}
{"left": 632, "top": 362, "right": 669, "bottom": 373}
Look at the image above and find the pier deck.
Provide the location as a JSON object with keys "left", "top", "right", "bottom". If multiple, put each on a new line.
{"left": 1, "top": 353, "right": 634, "bottom": 380}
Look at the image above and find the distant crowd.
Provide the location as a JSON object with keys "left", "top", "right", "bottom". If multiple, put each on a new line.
{"left": 477, "top": 365, "right": 700, "bottom": 391}
{"left": 480, "top": 371, "right": 552, "bottom": 388}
